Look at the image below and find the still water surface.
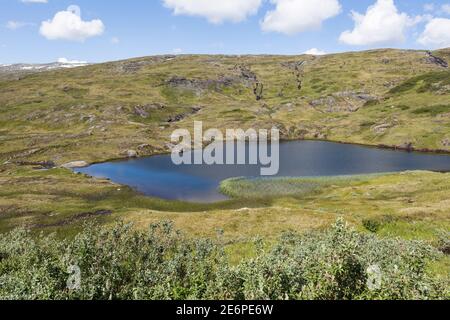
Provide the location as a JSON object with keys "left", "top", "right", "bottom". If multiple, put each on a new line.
{"left": 76, "top": 141, "right": 450, "bottom": 202}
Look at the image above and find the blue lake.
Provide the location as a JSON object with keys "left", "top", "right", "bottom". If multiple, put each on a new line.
{"left": 76, "top": 141, "right": 450, "bottom": 203}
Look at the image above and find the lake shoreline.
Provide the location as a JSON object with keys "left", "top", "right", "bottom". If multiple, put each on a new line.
{"left": 75, "top": 140, "right": 450, "bottom": 203}
{"left": 74, "top": 137, "right": 450, "bottom": 168}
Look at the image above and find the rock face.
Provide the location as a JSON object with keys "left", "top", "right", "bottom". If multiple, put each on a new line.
{"left": 126, "top": 150, "right": 137, "bottom": 158}
{"left": 166, "top": 76, "right": 235, "bottom": 93}
{"left": 233, "top": 65, "right": 257, "bottom": 83}
{"left": 61, "top": 161, "right": 88, "bottom": 169}
{"left": 115, "top": 55, "right": 175, "bottom": 74}
{"left": 424, "top": 51, "right": 448, "bottom": 68}
{"left": 372, "top": 118, "right": 399, "bottom": 134}
{"left": 310, "top": 91, "right": 378, "bottom": 113}
{"left": 399, "top": 142, "right": 414, "bottom": 152}
{"left": 281, "top": 60, "right": 306, "bottom": 90}
{"left": 167, "top": 107, "right": 202, "bottom": 123}
{"left": 15, "top": 160, "right": 55, "bottom": 169}
{"left": 253, "top": 83, "right": 264, "bottom": 101}
{"left": 442, "top": 139, "right": 450, "bottom": 147}
{"left": 133, "top": 104, "right": 165, "bottom": 118}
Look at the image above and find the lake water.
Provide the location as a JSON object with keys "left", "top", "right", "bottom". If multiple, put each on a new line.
{"left": 76, "top": 141, "right": 450, "bottom": 202}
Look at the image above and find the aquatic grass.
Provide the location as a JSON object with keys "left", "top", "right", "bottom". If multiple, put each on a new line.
{"left": 219, "top": 173, "right": 387, "bottom": 199}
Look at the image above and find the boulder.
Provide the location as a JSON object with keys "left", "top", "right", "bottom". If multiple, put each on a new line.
{"left": 126, "top": 150, "right": 137, "bottom": 158}
{"left": 61, "top": 161, "right": 88, "bottom": 169}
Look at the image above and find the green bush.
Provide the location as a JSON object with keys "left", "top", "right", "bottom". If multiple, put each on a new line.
{"left": 362, "top": 219, "right": 381, "bottom": 233}
{"left": 0, "top": 219, "right": 447, "bottom": 300}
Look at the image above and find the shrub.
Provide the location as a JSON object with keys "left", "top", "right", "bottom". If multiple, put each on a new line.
{"left": 0, "top": 219, "right": 447, "bottom": 300}
{"left": 362, "top": 219, "right": 381, "bottom": 233}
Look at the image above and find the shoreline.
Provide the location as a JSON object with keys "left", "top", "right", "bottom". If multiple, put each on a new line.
{"left": 76, "top": 137, "right": 450, "bottom": 168}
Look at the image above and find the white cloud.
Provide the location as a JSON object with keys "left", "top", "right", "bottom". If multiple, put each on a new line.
{"left": 418, "top": 18, "right": 450, "bottom": 48}
{"left": 40, "top": 5, "right": 104, "bottom": 41}
{"left": 111, "top": 37, "right": 120, "bottom": 44}
{"left": 339, "top": 0, "right": 416, "bottom": 46}
{"left": 21, "top": 0, "right": 48, "bottom": 3}
{"left": 6, "top": 21, "right": 34, "bottom": 30}
{"left": 261, "top": 0, "right": 341, "bottom": 35}
{"left": 172, "top": 48, "right": 183, "bottom": 54}
{"left": 162, "top": 0, "right": 262, "bottom": 24}
{"left": 303, "top": 48, "right": 327, "bottom": 55}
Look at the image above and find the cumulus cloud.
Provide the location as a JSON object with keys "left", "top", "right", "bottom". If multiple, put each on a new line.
{"left": 303, "top": 48, "right": 327, "bottom": 55}
{"left": 261, "top": 0, "right": 341, "bottom": 35}
{"left": 162, "top": 0, "right": 262, "bottom": 24}
{"left": 40, "top": 5, "right": 104, "bottom": 41}
{"left": 418, "top": 18, "right": 450, "bottom": 48}
{"left": 339, "top": 0, "right": 416, "bottom": 46}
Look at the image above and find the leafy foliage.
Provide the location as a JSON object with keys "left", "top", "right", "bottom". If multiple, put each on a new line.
{"left": 0, "top": 219, "right": 447, "bottom": 300}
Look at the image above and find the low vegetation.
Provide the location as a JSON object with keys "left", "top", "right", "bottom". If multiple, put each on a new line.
{"left": 0, "top": 219, "right": 447, "bottom": 300}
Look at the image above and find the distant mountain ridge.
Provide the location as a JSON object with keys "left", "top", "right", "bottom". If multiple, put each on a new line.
{"left": 0, "top": 60, "right": 91, "bottom": 78}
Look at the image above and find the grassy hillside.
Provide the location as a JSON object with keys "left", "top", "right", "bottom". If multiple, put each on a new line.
{"left": 0, "top": 48, "right": 449, "bottom": 167}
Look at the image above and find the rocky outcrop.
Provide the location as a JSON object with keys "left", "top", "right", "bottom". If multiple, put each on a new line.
{"left": 125, "top": 150, "right": 137, "bottom": 158}
{"left": 281, "top": 61, "right": 306, "bottom": 70}
{"left": 133, "top": 104, "right": 165, "bottom": 118}
{"left": 167, "top": 107, "right": 202, "bottom": 123}
{"left": 253, "top": 83, "right": 264, "bottom": 101}
{"left": 61, "top": 161, "right": 88, "bottom": 169}
{"left": 281, "top": 61, "right": 306, "bottom": 90}
{"left": 310, "top": 91, "right": 378, "bottom": 113}
{"left": 116, "top": 56, "right": 176, "bottom": 74}
{"left": 166, "top": 76, "right": 238, "bottom": 95}
{"left": 233, "top": 65, "right": 257, "bottom": 83}
{"left": 424, "top": 51, "right": 448, "bottom": 68}
{"left": 278, "top": 124, "right": 328, "bottom": 140}
{"left": 372, "top": 118, "right": 399, "bottom": 134}
{"left": 399, "top": 142, "right": 414, "bottom": 152}
{"left": 14, "top": 160, "right": 55, "bottom": 169}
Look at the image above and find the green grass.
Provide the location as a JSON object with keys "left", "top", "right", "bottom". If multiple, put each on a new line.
{"left": 411, "top": 104, "right": 450, "bottom": 117}
{"left": 220, "top": 174, "right": 382, "bottom": 199}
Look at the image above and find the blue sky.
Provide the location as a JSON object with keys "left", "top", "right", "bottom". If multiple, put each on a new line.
{"left": 1, "top": 0, "right": 450, "bottom": 64}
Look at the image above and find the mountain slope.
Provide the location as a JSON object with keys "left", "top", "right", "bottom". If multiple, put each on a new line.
{"left": 0, "top": 49, "right": 449, "bottom": 166}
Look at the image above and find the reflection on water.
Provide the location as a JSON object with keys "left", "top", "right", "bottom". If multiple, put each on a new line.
{"left": 76, "top": 141, "right": 450, "bottom": 203}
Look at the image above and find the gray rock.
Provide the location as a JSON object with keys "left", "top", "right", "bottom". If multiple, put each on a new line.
{"left": 61, "top": 161, "right": 88, "bottom": 169}
{"left": 126, "top": 150, "right": 137, "bottom": 158}
{"left": 424, "top": 51, "right": 448, "bottom": 68}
